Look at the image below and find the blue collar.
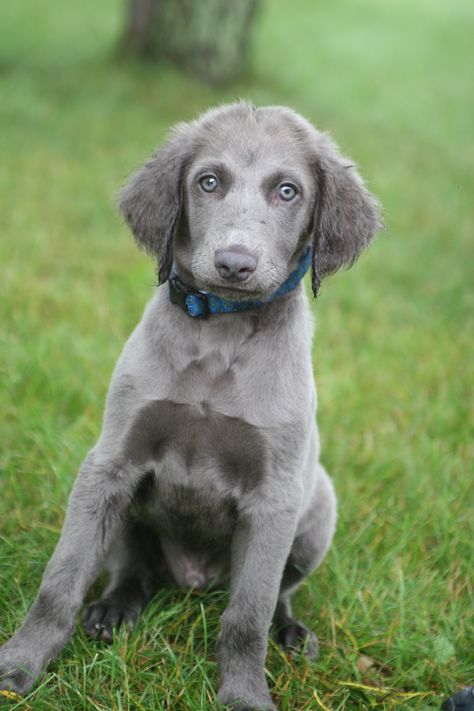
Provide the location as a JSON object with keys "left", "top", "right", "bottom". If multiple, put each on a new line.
{"left": 168, "top": 246, "right": 312, "bottom": 318}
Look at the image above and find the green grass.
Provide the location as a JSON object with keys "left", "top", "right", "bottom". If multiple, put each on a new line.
{"left": 0, "top": 0, "right": 473, "bottom": 708}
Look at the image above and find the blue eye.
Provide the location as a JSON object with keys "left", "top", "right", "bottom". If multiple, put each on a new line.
{"left": 199, "top": 174, "right": 219, "bottom": 193}
{"left": 278, "top": 183, "right": 297, "bottom": 201}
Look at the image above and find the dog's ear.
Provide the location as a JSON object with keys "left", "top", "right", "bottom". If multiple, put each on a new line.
{"left": 119, "top": 127, "right": 192, "bottom": 284}
{"left": 311, "top": 136, "right": 382, "bottom": 296}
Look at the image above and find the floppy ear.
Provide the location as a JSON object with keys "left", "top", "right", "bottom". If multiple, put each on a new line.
{"left": 311, "top": 136, "right": 382, "bottom": 296}
{"left": 119, "top": 128, "right": 191, "bottom": 284}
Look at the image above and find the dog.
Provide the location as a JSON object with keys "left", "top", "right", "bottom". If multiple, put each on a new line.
{"left": 0, "top": 102, "right": 381, "bottom": 710}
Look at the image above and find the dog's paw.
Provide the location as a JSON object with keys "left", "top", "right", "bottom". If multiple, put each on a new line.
{"left": 82, "top": 599, "right": 139, "bottom": 643}
{"left": 0, "top": 644, "right": 38, "bottom": 695}
{"left": 275, "top": 619, "right": 319, "bottom": 660}
{"left": 218, "top": 684, "right": 277, "bottom": 710}
{"left": 441, "top": 686, "right": 474, "bottom": 711}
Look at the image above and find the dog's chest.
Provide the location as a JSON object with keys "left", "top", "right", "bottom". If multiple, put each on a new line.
{"left": 162, "top": 318, "right": 256, "bottom": 417}
{"left": 124, "top": 397, "right": 266, "bottom": 547}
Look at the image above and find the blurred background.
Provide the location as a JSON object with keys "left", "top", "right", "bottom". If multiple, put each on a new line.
{"left": 0, "top": 1, "right": 472, "bottom": 709}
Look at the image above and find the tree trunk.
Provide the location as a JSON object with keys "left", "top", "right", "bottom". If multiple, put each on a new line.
{"left": 121, "top": 0, "right": 260, "bottom": 85}
{"left": 121, "top": 0, "right": 158, "bottom": 58}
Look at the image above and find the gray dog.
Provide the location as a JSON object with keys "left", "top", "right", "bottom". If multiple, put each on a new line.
{"left": 0, "top": 102, "right": 381, "bottom": 709}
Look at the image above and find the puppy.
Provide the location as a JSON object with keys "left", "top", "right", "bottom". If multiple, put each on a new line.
{"left": 0, "top": 102, "right": 381, "bottom": 710}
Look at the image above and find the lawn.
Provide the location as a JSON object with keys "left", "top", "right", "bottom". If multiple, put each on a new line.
{"left": 0, "top": 0, "right": 473, "bottom": 709}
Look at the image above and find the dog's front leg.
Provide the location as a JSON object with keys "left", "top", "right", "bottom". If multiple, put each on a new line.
{"left": 0, "top": 451, "right": 134, "bottom": 694}
{"left": 217, "top": 502, "right": 298, "bottom": 711}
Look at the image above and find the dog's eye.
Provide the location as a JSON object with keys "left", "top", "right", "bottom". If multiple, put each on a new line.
{"left": 277, "top": 183, "right": 298, "bottom": 201}
{"left": 199, "top": 174, "right": 219, "bottom": 193}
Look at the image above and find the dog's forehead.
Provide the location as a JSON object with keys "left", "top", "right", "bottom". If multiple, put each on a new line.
{"left": 193, "top": 111, "right": 312, "bottom": 172}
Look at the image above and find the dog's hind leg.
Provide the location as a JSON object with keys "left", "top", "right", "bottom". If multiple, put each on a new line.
{"left": 83, "top": 520, "right": 169, "bottom": 643}
{"left": 274, "top": 465, "right": 336, "bottom": 658}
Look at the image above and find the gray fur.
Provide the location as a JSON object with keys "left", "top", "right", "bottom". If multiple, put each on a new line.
{"left": 0, "top": 102, "right": 381, "bottom": 709}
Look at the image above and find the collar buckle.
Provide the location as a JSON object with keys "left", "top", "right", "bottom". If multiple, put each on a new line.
{"left": 169, "top": 275, "right": 209, "bottom": 318}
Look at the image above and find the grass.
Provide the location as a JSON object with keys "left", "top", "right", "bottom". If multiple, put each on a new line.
{"left": 0, "top": 0, "right": 473, "bottom": 708}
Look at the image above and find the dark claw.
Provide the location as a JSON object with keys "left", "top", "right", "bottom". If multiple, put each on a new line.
{"left": 441, "top": 687, "right": 474, "bottom": 711}
{"left": 82, "top": 599, "right": 138, "bottom": 643}
{"left": 275, "top": 619, "right": 319, "bottom": 660}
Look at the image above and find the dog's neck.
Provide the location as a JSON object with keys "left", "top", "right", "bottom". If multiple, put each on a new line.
{"left": 167, "top": 246, "right": 312, "bottom": 319}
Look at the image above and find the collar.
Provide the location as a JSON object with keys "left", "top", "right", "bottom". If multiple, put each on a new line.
{"left": 168, "top": 246, "right": 312, "bottom": 318}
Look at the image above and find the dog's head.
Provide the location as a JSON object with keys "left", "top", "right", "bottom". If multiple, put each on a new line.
{"left": 120, "top": 102, "right": 382, "bottom": 298}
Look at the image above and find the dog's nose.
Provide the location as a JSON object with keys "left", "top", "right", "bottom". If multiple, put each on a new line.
{"left": 214, "top": 248, "right": 257, "bottom": 282}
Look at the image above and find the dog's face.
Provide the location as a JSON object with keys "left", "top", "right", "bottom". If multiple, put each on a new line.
{"left": 177, "top": 108, "right": 317, "bottom": 300}
{"left": 120, "top": 103, "right": 381, "bottom": 297}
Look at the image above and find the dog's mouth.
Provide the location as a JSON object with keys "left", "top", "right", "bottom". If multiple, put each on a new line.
{"left": 201, "top": 282, "right": 270, "bottom": 301}
{"left": 200, "top": 268, "right": 283, "bottom": 302}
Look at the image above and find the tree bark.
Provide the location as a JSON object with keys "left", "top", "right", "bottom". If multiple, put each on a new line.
{"left": 121, "top": 0, "right": 158, "bottom": 58}
{"left": 121, "top": 0, "right": 260, "bottom": 85}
